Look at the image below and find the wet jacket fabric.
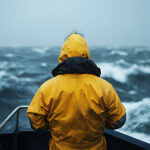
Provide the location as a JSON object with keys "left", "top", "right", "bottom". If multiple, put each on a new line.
{"left": 27, "top": 34, "right": 126, "bottom": 150}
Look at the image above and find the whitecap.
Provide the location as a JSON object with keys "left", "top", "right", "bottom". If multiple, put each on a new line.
{"left": 123, "top": 98, "right": 150, "bottom": 116}
{"left": 115, "top": 59, "right": 130, "bottom": 66}
{"left": 97, "top": 62, "right": 150, "bottom": 83}
{"left": 117, "top": 98, "right": 150, "bottom": 143}
{"left": 97, "top": 62, "right": 138, "bottom": 82}
{"left": 135, "top": 47, "right": 145, "bottom": 53}
{"left": 5, "top": 53, "right": 14, "bottom": 57}
{"left": 0, "top": 70, "right": 7, "bottom": 78}
{"left": 20, "top": 77, "right": 32, "bottom": 82}
{"left": 110, "top": 50, "right": 128, "bottom": 56}
{"left": 32, "top": 47, "right": 49, "bottom": 54}
{"left": 41, "top": 62, "right": 47, "bottom": 67}
{"left": 0, "top": 62, "right": 8, "bottom": 69}
{"left": 134, "top": 47, "right": 150, "bottom": 54}
{"left": 0, "top": 70, "right": 9, "bottom": 90}
{"left": 128, "top": 90, "right": 136, "bottom": 95}
{"left": 138, "top": 59, "right": 150, "bottom": 64}
{"left": 139, "top": 66, "right": 150, "bottom": 74}
{"left": 0, "top": 71, "right": 18, "bottom": 82}
{"left": 106, "top": 46, "right": 113, "bottom": 50}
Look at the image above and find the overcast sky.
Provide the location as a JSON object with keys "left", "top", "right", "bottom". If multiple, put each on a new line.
{"left": 0, "top": 0, "right": 150, "bottom": 47}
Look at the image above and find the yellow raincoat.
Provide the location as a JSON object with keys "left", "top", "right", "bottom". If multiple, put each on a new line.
{"left": 27, "top": 34, "right": 126, "bottom": 150}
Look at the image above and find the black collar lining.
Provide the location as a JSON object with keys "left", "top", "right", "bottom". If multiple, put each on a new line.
{"left": 52, "top": 57, "right": 101, "bottom": 77}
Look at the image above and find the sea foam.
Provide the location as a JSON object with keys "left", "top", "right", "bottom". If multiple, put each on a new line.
{"left": 5, "top": 53, "right": 14, "bottom": 57}
{"left": 97, "top": 61, "right": 150, "bottom": 83}
{"left": 32, "top": 47, "right": 49, "bottom": 53}
{"left": 0, "top": 70, "right": 7, "bottom": 78}
{"left": 97, "top": 62, "right": 135, "bottom": 82}
{"left": 41, "top": 62, "right": 47, "bottom": 67}
{"left": 118, "top": 98, "right": 150, "bottom": 143}
{"left": 110, "top": 50, "right": 128, "bottom": 56}
{"left": 0, "top": 62, "right": 8, "bottom": 69}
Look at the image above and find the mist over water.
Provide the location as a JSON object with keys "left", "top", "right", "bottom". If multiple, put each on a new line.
{"left": 0, "top": 46, "right": 150, "bottom": 143}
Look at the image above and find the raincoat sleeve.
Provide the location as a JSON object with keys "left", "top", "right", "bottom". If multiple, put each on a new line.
{"left": 27, "top": 87, "right": 49, "bottom": 130}
{"left": 105, "top": 85, "right": 126, "bottom": 129}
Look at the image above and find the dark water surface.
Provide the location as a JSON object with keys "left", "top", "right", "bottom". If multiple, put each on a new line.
{"left": 0, "top": 46, "right": 150, "bottom": 143}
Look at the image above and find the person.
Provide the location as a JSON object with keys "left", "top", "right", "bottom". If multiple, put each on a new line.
{"left": 27, "top": 33, "right": 126, "bottom": 150}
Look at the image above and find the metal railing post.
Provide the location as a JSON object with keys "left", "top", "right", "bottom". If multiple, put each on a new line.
{"left": 15, "top": 109, "right": 19, "bottom": 132}
{"left": 0, "top": 105, "right": 29, "bottom": 131}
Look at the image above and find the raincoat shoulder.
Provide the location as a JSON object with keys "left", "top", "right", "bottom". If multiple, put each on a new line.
{"left": 98, "top": 78, "right": 126, "bottom": 129}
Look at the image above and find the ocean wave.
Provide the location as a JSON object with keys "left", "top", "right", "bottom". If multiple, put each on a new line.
{"left": 5, "top": 53, "right": 14, "bottom": 57}
{"left": 110, "top": 50, "right": 128, "bottom": 56}
{"left": 97, "top": 62, "right": 150, "bottom": 83}
{"left": 117, "top": 98, "right": 150, "bottom": 143}
{"left": 0, "top": 70, "right": 33, "bottom": 91}
{"left": 97, "top": 62, "right": 133, "bottom": 82}
{"left": 134, "top": 47, "right": 150, "bottom": 54}
{"left": 120, "top": 98, "right": 150, "bottom": 136}
{"left": 128, "top": 90, "right": 136, "bottom": 95}
{"left": 0, "top": 62, "right": 8, "bottom": 69}
{"left": 40, "top": 62, "right": 47, "bottom": 67}
{"left": 32, "top": 47, "right": 49, "bottom": 54}
{"left": 139, "top": 66, "right": 150, "bottom": 74}
{"left": 0, "top": 70, "right": 7, "bottom": 78}
{"left": 138, "top": 59, "right": 150, "bottom": 64}
{"left": 0, "top": 74, "right": 17, "bottom": 91}
{"left": 115, "top": 59, "right": 130, "bottom": 66}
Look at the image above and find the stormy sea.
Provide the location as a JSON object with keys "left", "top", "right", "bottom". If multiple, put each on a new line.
{"left": 0, "top": 46, "right": 150, "bottom": 143}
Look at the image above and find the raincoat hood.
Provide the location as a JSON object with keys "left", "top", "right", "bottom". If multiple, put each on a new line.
{"left": 58, "top": 34, "right": 90, "bottom": 63}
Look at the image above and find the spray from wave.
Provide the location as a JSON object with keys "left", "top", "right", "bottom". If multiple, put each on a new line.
{"left": 118, "top": 98, "right": 150, "bottom": 143}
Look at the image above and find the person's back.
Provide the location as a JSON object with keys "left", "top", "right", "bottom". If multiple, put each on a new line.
{"left": 27, "top": 34, "right": 126, "bottom": 150}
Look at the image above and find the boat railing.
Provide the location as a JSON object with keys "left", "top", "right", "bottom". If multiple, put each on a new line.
{"left": 0, "top": 105, "right": 29, "bottom": 132}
